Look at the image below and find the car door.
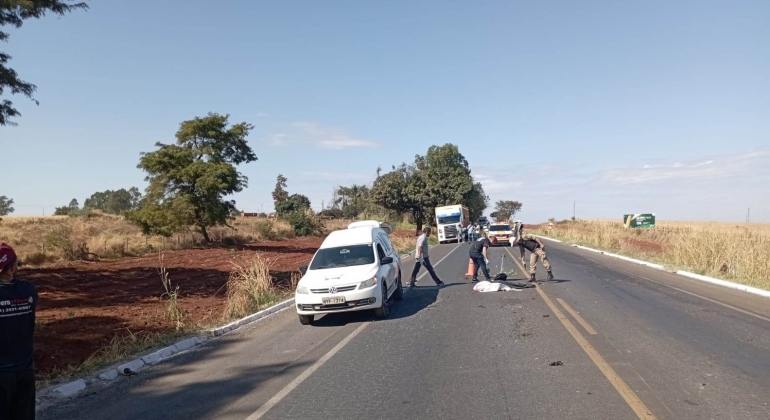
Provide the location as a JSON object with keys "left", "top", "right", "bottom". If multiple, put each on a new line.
{"left": 380, "top": 233, "right": 400, "bottom": 277}
{"left": 375, "top": 242, "right": 393, "bottom": 296}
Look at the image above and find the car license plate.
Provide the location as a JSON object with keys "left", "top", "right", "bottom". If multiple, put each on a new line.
{"left": 322, "top": 296, "right": 346, "bottom": 305}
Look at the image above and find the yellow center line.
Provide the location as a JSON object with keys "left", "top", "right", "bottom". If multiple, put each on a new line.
{"left": 504, "top": 247, "right": 657, "bottom": 420}
{"left": 556, "top": 297, "right": 598, "bottom": 335}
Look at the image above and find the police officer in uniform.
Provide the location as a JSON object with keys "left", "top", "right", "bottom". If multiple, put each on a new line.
{"left": 514, "top": 230, "right": 555, "bottom": 282}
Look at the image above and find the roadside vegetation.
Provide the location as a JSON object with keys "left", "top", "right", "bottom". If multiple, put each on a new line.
{"left": 532, "top": 220, "right": 770, "bottom": 290}
{"left": 0, "top": 214, "right": 297, "bottom": 266}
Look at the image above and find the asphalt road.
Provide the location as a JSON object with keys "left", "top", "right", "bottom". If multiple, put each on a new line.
{"left": 40, "top": 241, "right": 770, "bottom": 420}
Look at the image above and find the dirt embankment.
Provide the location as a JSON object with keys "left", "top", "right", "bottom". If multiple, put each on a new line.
{"left": 26, "top": 237, "right": 323, "bottom": 376}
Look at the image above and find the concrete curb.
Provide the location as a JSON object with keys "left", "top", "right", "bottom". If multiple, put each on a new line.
{"left": 536, "top": 235, "right": 770, "bottom": 299}
{"left": 211, "top": 298, "right": 295, "bottom": 337}
{"left": 675, "top": 270, "right": 770, "bottom": 298}
{"left": 42, "top": 297, "right": 296, "bottom": 403}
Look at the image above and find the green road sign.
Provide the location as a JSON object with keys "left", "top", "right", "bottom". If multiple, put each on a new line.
{"left": 623, "top": 214, "right": 656, "bottom": 228}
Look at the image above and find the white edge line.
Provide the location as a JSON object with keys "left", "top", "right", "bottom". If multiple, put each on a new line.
{"left": 245, "top": 322, "right": 369, "bottom": 420}
{"left": 536, "top": 235, "right": 770, "bottom": 299}
{"left": 247, "top": 242, "right": 459, "bottom": 419}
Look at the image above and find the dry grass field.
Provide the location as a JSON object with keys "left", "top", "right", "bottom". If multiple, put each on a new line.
{"left": 532, "top": 220, "right": 770, "bottom": 290}
{"left": 0, "top": 214, "right": 304, "bottom": 266}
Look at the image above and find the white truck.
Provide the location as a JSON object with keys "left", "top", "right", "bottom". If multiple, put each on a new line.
{"left": 434, "top": 205, "right": 470, "bottom": 244}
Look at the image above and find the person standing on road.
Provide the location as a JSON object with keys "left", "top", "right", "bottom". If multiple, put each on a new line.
{"left": 469, "top": 231, "right": 492, "bottom": 283}
{"left": 0, "top": 243, "right": 38, "bottom": 420}
{"left": 514, "top": 230, "right": 554, "bottom": 282}
{"left": 409, "top": 228, "right": 445, "bottom": 287}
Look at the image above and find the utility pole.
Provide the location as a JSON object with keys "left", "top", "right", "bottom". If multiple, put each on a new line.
{"left": 573, "top": 201, "right": 576, "bottom": 221}
{"left": 376, "top": 165, "right": 382, "bottom": 179}
{"left": 747, "top": 207, "right": 750, "bottom": 224}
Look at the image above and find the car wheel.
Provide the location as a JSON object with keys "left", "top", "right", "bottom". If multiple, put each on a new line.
{"left": 393, "top": 272, "right": 403, "bottom": 301}
{"left": 373, "top": 283, "right": 390, "bottom": 319}
{"left": 298, "top": 314, "right": 314, "bottom": 325}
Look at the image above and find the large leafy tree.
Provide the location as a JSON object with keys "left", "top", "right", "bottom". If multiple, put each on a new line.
{"left": 371, "top": 164, "right": 427, "bottom": 233}
{"left": 493, "top": 200, "right": 523, "bottom": 222}
{"left": 275, "top": 193, "right": 311, "bottom": 216}
{"left": 1, "top": 1, "right": 88, "bottom": 126}
{"left": 84, "top": 187, "right": 142, "bottom": 214}
{"left": 0, "top": 196, "right": 14, "bottom": 215}
{"left": 465, "top": 182, "right": 489, "bottom": 222}
{"left": 126, "top": 113, "right": 257, "bottom": 242}
{"left": 371, "top": 144, "right": 484, "bottom": 233}
{"left": 413, "top": 144, "right": 475, "bottom": 223}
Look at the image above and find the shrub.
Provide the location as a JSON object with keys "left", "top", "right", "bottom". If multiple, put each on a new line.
{"left": 225, "top": 254, "right": 286, "bottom": 319}
{"left": 254, "top": 220, "right": 279, "bottom": 240}
{"left": 22, "top": 251, "right": 57, "bottom": 266}
{"left": 44, "top": 225, "right": 94, "bottom": 261}
{"left": 285, "top": 211, "right": 324, "bottom": 237}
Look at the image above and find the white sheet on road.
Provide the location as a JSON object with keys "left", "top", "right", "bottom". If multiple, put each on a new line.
{"left": 473, "top": 281, "right": 521, "bottom": 292}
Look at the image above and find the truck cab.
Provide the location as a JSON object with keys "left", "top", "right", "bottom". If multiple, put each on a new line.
{"left": 435, "top": 205, "right": 470, "bottom": 244}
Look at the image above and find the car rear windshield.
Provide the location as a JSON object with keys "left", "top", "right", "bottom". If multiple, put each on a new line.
{"left": 309, "top": 244, "right": 375, "bottom": 270}
{"left": 489, "top": 225, "right": 511, "bottom": 231}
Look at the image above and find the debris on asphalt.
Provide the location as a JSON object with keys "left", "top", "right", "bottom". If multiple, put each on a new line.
{"left": 549, "top": 361, "right": 564, "bottom": 367}
{"left": 122, "top": 368, "right": 137, "bottom": 377}
{"left": 543, "top": 315, "right": 550, "bottom": 318}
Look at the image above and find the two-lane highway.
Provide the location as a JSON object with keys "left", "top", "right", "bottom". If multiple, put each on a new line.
{"left": 40, "top": 241, "right": 770, "bottom": 420}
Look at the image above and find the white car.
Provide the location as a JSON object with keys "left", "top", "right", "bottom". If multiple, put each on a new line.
{"left": 488, "top": 223, "right": 514, "bottom": 246}
{"left": 295, "top": 221, "right": 403, "bottom": 325}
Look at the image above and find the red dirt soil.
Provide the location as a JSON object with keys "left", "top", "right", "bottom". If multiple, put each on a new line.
{"left": 24, "top": 237, "right": 323, "bottom": 377}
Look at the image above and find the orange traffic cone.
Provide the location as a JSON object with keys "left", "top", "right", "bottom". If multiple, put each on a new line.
{"left": 465, "top": 258, "right": 476, "bottom": 278}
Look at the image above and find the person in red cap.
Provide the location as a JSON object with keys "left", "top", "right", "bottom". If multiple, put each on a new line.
{"left": 0, "top": 243, "right": 37, "bottom": 420}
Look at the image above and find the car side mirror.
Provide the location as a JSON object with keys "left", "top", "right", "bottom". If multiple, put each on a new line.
{"left": 299, "top": 265, "right": 308, "bottom": 275}
{"left": 380, "top": 256, "right": 394, "bottom": 265}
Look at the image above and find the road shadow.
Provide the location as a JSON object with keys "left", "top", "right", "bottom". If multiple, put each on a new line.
{"left": 308, "top": 283, "right": 464, "bottom": 326}
{"left": 385, "top": 283, "right": 464, "bottom": 321}
{"left": 312, "top": 310, "right": 374, "bottom": 327}
{"left": 39, "top": 334, "right": 311, "bottom": 420}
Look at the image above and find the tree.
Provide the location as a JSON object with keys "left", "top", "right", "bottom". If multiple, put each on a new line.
{"left": 493, "top": 200, "right": 523, "bottom": 222}
{"left": 465, "top": 182, "right": 489, "bottom": 222}
{"left": 126, "top": 113, "right": 257, "bottom": 242}
{"left": 272, "top": 175, "right": 289, "bottom": 208}
{"left": 53, "top": 197, "right": 80, "bottom": 215}
{"left": 371, "top": 144, "right": 481, "bottom": 233}
{"left": 0, "top": 196, "right": 14, "bottom": 215}
{"left": 275, "top": 194, "right": 311, "bottom": 216}
{"left": 1, "top": 1, "right": 89, "bottom": 126}
{"left": 413, "top": 144, "right": 475, "bottom": 223}
{"left": 371, "top": 164, "right": 427, "bottom": 233}
{"left": 333, "top": 184, "right": 370, "bottom": 218}
{"left": 84, "top": 187, "right": 142, "bottom": 214}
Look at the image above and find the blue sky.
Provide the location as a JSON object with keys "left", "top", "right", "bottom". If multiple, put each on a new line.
{"left": 3, "top": 0, "right": 769, "bottom": 222}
